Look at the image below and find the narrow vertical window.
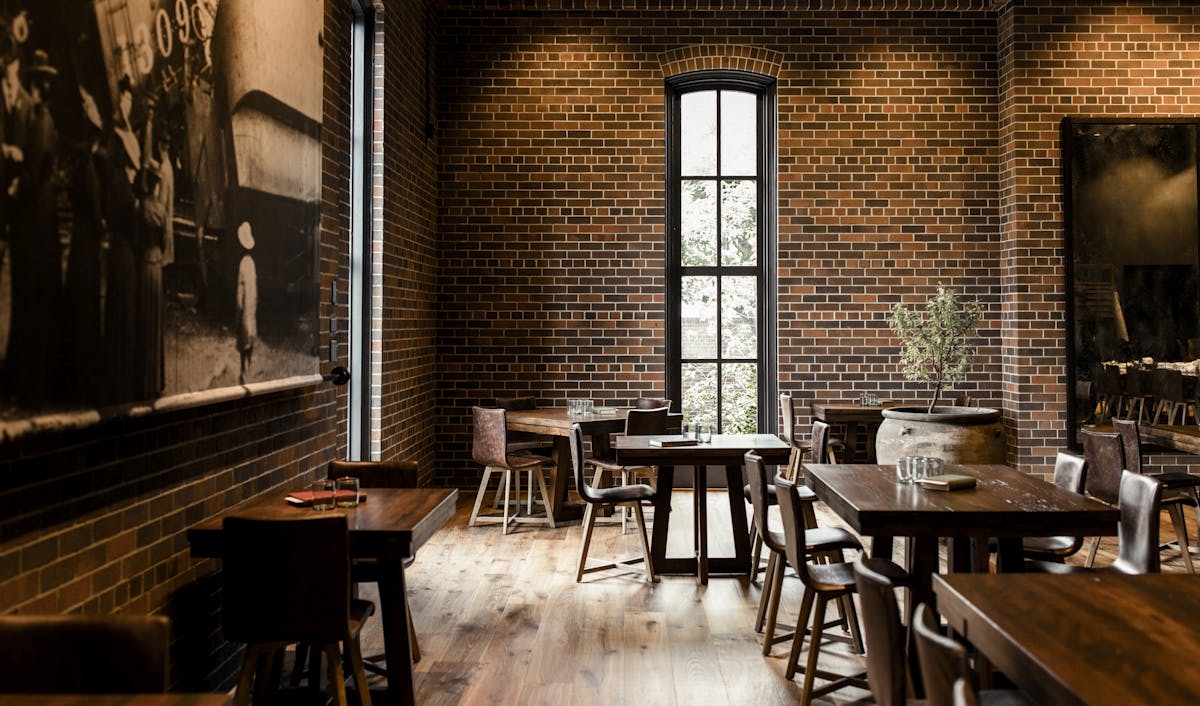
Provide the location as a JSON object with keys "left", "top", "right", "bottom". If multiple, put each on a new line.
{"left": 667, "top": 73, "right": 776, "bottom": 433}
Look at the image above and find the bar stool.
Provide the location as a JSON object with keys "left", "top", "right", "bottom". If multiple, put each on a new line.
{"left": 912, "top": 603, "right": 1036, "bottom": 706}
{"left": 469, "top": 406, "right": 556, "bottom": 533}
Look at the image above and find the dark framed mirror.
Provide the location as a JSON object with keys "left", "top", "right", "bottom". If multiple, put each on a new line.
{"left": 1064, "top": 118, "right": 1200, "bottom": 448}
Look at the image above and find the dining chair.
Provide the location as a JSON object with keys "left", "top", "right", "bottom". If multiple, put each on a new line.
{"left": 0, "top": 614, "right": 169, "bottom": 692}
{"left": 493, "top": 395, "right": 555, "bottom": 510}
{"left": 1112, "top": 418, "right": 1196, "bottom": 573}
{"left": 775, "top": 476, "right": 909, "bottom": 705}
{"left": 990, "top": 451, "right": 1088, "bottom": 564}
{"left": 852, "top": 558, "right": 909, "bottom": 706}
{"left": 222, "top": 515, "right": 373, "bottom": 706}
{"left": 746, "top": 452, "right": 862, "bottom": 655}
{"left": 469, "top": 405, "right": 556, "bottom": 533}
{"left": 912, "top": 603, "right": 1035, "bottom": 706}
{"left": 634, "top": 395, "right": 672, "bottom": 410}
{"left": 571, "top": 423, "right": 656, "bottom": 582}
{"left": 954, "top": 677, "right": 980, "bottom": 706}
{"left": 585, "top": 406, "right": 668, "bottom": 532}
{"left": 1079, "top": 427, "right": 1125, "bottom": 567}
{"left": 1029, "top": 470, "right": 1162, "bottom": 575}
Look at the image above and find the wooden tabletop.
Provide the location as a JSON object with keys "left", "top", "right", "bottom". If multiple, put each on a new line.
{"left": 1139, "top": 424, "right": 1200, "bottom": 455}
{"left": 810, "top": 401, "right": 895, "bottom": 423}
{"left": 188, "top": 487, "right": 458, "bottom": 560}
{"left": 0, "top": 696, "right": 229, "bottom": 706}
{"left": 934, "top": 573, "right": 1200, "bottom": 706}
{"left": 802, "top": 463, "right": 1119, "bottom": 538}
{"left": 614, "top": 433, "right": 791, "bottom": 466}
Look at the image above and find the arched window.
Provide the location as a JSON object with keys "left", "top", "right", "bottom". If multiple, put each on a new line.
{"left": 666, "top": 71, "right": 777, "bottom": 433}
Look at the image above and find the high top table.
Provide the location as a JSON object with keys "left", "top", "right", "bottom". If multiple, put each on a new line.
{"left": 188, "top": 487, "right": 457, "bottom": 706}
{"left": 934, "top": 573, "right": 1200, "bottom": 706}
{"left": 504, "top": 406, "right": 680, "bottom": 521}
{"left": 615, "top": 434, "right": 790, "bottom": 584}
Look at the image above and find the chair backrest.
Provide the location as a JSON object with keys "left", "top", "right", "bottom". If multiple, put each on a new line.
{"left": 1114, "top": 470, "right": 1162, "bottom": 574}
{"left": 774, "top": 476, "right": 816, "bottom": 583}
{"left": 953, "top": 678, "right": 979, "bottom": 706}
{"left": 1080, "top": 428, "right": 1125, "bottom": 505}
{"left": 472, "top": 405, "right": 509, "bottom": 468}
{"left": 745, "top": 452, "right": 786, "bottom": 554}
{"left": 853, "top": 559, "right": 907, "bottom": 706}
{"left": 1110, "top": 418, "right": 1143, "bottom": 474}
{"left": 635, "top": 396, "right": 672, "bottom": 410}
{"left": 779, "top": 392, "right": 797, "bottom": 446}
{"left": 495, "top": 395, "right": 538, "bottom": 411}
{"left": 570, "top": 423, "right": 602, "bottom": 504}
{"left": 1051, "top": 451, "right": 1087, "bottom": 494}
{"left": 625, "top": 407, "right": 668, "bottom": 435}
{"left": 810, "top": 420, "right": 833, "bottom": 464}
{"left": 329, "top": 459, "right": 418, "bottom": 488}
{"left": 0, "top": 614, "right": 170, "bottom": 693}
{"left": 222, "top": 515, "right": 351, "bottom": 645}
{"left": 912, "top": 602, "right": 971, "bottom": 706}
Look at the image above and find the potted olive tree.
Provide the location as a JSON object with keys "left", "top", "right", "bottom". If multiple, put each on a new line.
{"left": 875, "top": 285, "right": 1006, "bottom": 464}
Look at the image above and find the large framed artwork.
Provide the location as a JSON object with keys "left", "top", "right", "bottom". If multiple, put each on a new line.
{"left": 0, "top": 0, "right": 322, "bottom": 436}
{"left": 1064, "top": 118, "right": 1200, "bottom": 448}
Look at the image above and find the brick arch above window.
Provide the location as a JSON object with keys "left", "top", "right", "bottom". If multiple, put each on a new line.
{"left": 659, "top": 45, "right": 784, "bottom": 80}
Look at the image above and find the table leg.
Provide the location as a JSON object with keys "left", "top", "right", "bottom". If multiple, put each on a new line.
{"left": 376, "top": 558, "right": 416, "bottom": 706}
{"left": 649, "top": 465, "right": 687, "bottom": 574}
{"left": 994, "top": 538, "right": 1026, "bottom": 573}
{"left": 695, "top": 465, "right": 709, "bottom": 585}
{"left": 870, "top": 535, "right": 895, "bottom": 561}
{"left": 548, "top": 437, "right": 584, "bottom": 522}
{"left": 724, "top": 464, "right": 752, "bottom": 575}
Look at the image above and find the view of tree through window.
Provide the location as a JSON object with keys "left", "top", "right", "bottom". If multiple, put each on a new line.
{"left": 670, "top": 78, "right": 771, "bottom": 434}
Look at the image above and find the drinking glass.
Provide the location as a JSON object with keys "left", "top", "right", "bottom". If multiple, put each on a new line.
{"left": 925, "top": 457, "right": 944, "bottom": 477}
{"left": 334, "top": 476, "right": 360, "bottom": 508}
{"left": 311, "top": 479, "right": 337, "bottom": 511}
{"left": 895, "top": 457, "right": 914, "bottom": 484}
{"left": 699, "top": 425, "right": 713, "bottom": 443}
{"left": 910, "top": 456, "right": 929, "bottom": 481}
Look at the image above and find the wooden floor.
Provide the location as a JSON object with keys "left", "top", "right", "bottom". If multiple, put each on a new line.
{"left": 353, "top": 488, "right": 1199, "bottom": 706}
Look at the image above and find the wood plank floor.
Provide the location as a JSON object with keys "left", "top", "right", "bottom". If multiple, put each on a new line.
{"left": 354, "top": 488, "right": 1198, "bottom": 705}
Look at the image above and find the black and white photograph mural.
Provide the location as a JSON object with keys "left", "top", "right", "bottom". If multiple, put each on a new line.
{"left": 0, "top": 0, "right": 322, "bottom": 426}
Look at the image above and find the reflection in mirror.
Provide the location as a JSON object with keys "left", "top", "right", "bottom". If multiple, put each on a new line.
{"left": 1065, "top": 119, "right": 1200, "bottom": 447}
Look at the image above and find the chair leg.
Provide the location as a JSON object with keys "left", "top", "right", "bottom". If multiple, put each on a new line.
{"left": 797, "top": 595, "right": 829, "bottom": 706}
{"left": 576, "top": 503, "right": 598, "bottom": 582}
{"left": 233, "top": 644, "right": 264, "bottom": 706}
{"left": 252, "top": 646, "right": 279, "bottom": 706}
{"left": 749, "top": 527, "right": 763, "bottom": 583}
{"left": 1167, "top": 504, "right": 1195, "bottom": 574}
{"left": 632, "top": 502, "right": 656, "bottom": 582}
{"left": 1085, "top": 536, "right": 1101, "bottom": 567}
{"left": 502, "top": 469, "right": 513, "bottom": 535}
{"left": 839, "top": 593, "right": 864, "bottom": 654}
{"left": 468, "top": 467, "right": 495, "bottom": 527}
{"left": 406, "top": 592, "right": 421, "bottom": 663}
{"left": 290, "top": 643, "right": 310, "bottom": 687}
{"left": 345, "top": 636, "right": 373, "bottom": 706}
{"left": 755, "top": 551, "right": 776, "bottom": 634}
{"left": 621, "top": 469, "right": 631, "bottom": 534}
{"left": 762, "top": 552, "right": 787, "bottom": 655}
{"left": 322, "top": 643, "right": 349, "bottom": 706}
{"left": 785, "top": 587, "right": 817, "bottom": 681}
{"left": 533, "top": 464, "right": 556, "bottom": 528}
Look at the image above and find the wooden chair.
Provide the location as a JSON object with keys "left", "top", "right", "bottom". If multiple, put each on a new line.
{"left": 853, "top": 559, "right": 909, "bottom": 706}
{"left": 493, "top": 396, "right": 555, "bottom": 510}
{"left": 469, "top": 406, "right": 556, "bottom": 533}
{"left": 746, "top": 452, "right": 862, "bottom": 655}
{"left": 571, "top": 423, "right": 656, "bottom": 582}
{"left": 912, "top": 603, "right": 1035, "bottom": 706}
{"left": 1079, "top": 428, "right": 1125, "bottom": 567}
{"left": 1112, "top": 418, "right": 1196, "bottom": 573}
{"left": 999, "top": 451, "right": 1088, "bottom": 563}
{"left": 222, "top": 515, "right": 373, "bottom": 706}
{"left": 1029, "top": 470, "right": 1162, "bottom": 575}
{"left": 776, "top": 476, "right": 909, "bottom": 705}
{"left": 0, "top": 614, "right": 169, "bottom": 692}
{"left": 585, "top": 406, "right": 668, "bottom": 532}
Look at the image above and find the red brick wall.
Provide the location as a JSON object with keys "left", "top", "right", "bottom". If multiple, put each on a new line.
{"left": 0, "top": 0, "right": 356, "bottom": 690}
{"left": 434, "top": 4, "right": 1005, "bottom": 485}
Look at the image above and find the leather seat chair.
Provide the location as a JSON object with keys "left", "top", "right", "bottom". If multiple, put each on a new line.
{"left": 988, "top": 452, "right": 1088, "bottom": 564}
{"left": 912, "top": 603, "right": 1035, "bottom": 706}
{"left": 584, "top": 406, "right": 668, "bottom": 532}
{"left": 1030, "top": 470, "right": 1162, "bottom": 575}
{"left": 0, "top": 614, "right": 169, "bottom": 692}
{"left": 1112, "top": 418, "right": 1196, "bottom": 573}
{"left": 469, "top": 406, "right": 556, "bottom": 533}
{"left": 775, "top": 476, "right": 908, "bottom": 705}
{"left": 571, "top": 423, "right": 656, "bottom": 582}
{"left": 746, "top": 452, "right": 863, "bottom": 655}
{"left": 222, "top": 515, "right": 373, "bottom": 706}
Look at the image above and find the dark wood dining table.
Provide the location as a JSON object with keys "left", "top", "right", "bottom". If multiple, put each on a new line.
{"left": 504, "top": 406, "right": 680, "bottom": 521}
{"left": 614, "top": 433, "right": 790, "bottom": 584}
{"left": 810, "top": 401, "right": 894, "bottom": 462}
{"left": 1139, "top": 423, "right": 1200, "bottom": 454}
{"left": 188, "top": 487, "right": 458, "bottom": 706}
{"left": 0, "top": 697, "right": 229, "bottom": 706}
{"left": 802, "top": 463, "right": 1120, "bottom": 616}
{"left": 934, "top": 572, "right": 1200, "bottom": 706}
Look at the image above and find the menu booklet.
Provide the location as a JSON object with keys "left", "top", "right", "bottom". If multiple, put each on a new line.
{"left": 285, "top": 490, "right": 367, "bottom": 506}
{"left": 917, "top": 474, "right": 977, "bottom": 492}
{"left": 648, "top": 435, "right": 699, "bottom": 447}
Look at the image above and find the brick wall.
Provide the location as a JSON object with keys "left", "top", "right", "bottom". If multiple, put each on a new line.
{"left": 434, "top": 3, "right": 1005, "bottom": 485}
{"left": 0, "top": 0, "right": 357, "bottom": 690}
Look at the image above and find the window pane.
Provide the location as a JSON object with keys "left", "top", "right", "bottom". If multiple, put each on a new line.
{"left": 721, "top": 276, "right": 758, "bottom": 358}
{"left": 721, "top": 363, "right": 758, "bottom": 433}
{"left": 681, "top": 91, "right": 717, "bottom": 176}
{"left": 681, "top": 276, "right": 717, "bottom": 359}
{"left": 682, "top": 362, "right": 718, "bottom": 429}
{"left": 721, "top": 180, "right": 757, "bottom": 266}
{"left": 721, "top": 91, "right": 757, "bottom": 176}
{"left": 681, "top": 180, "right": 717, "bottom": 266}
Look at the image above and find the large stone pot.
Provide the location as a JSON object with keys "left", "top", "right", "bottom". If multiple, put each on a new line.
{"left": 875, "top": 406, "right": 1005, "bottom": 465}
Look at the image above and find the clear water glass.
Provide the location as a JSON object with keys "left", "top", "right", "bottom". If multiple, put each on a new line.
{"left": 334, "top": 476, "right": 360, "bottom": 507}
{"left": 895, "top": 457, "right": 915, "bottom": 484}
{"left": 311, "top": 479, "right": 337, "bottom": 511}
